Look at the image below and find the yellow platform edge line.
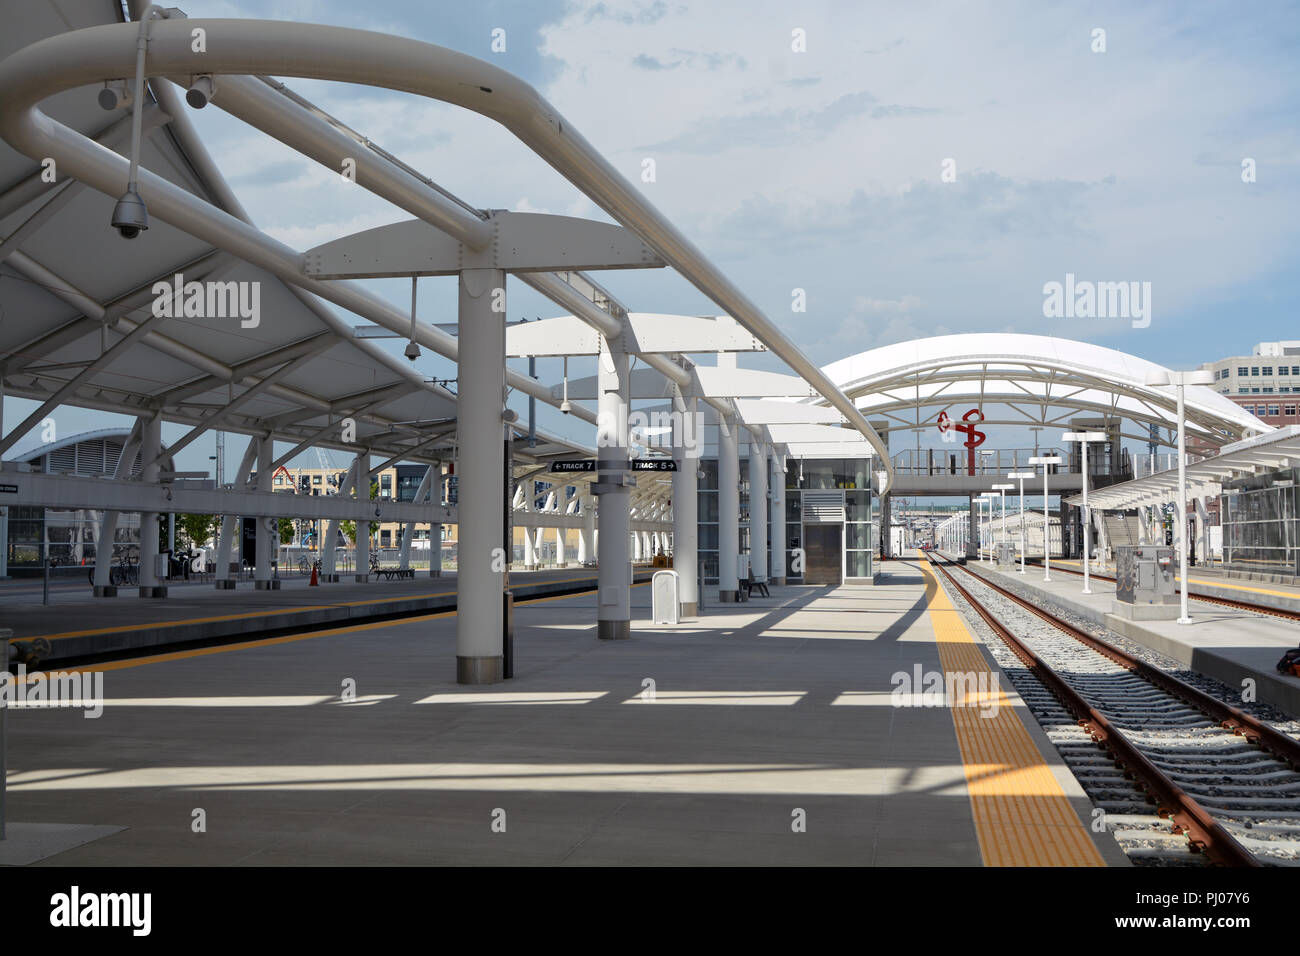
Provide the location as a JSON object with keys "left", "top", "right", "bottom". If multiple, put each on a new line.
{"left": 1054, "top": 558, "right": 1299, "bottom": 600}
{"left": 13, "top": 571, "right": 626, "bottom": 644}
{"left": 918, "top": 557, "right": 1105, "bottom": 867}
{"left": 9, "top": 582, "right": 649, "bottom": 678}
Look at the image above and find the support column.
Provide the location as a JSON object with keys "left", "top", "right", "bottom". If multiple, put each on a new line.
{"left": 521, "top": 484, "right": 537, "bottom": 569}
{"left": 580, "top": 495, "right": 595, "bottom": 566}
{"left": 555, "top": 526, "right": 566, "bottom": 567}
{"left": 718, "top": 409, "right": 740, "bottom": 601}
{"left": 966, "top": 493, "right": 978, "bottom": 560}
{"left": 254, "top": 434, "right": 277, "bottom": 589}
{"left": 880, "top": 491, "right": 892, "bottom": 560}
{"left": 94, "top": 420, "right": 142, "bottom": 595}
{"left": 596, "top": 337, "right": 631, "bottom": 640}
{"left": 456, "top": 267, "right": 505, "bottom": 682}
{"left": 320, "top": 458, "right": 356, "bottom": 583}
{"left": 138, "top": 412, "right": 164, "bottom": 597}
{"left": 355, "top": 449, "right": 371, "bottom": 582}
{"left": 770, "top": 448, "right": 786, "bottom": 585}
{"left": 749, "top": 433, "right": 768, "bottom": 583}
{"left": 399, "top": 464, "right": 434, "bottom": 570}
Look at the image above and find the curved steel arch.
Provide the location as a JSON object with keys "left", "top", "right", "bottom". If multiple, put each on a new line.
{"left": 820, "top": 334, "right": 1263, "bottom": 450}
{"left": 0, "top": 15, "right": 892, "bottom": 488}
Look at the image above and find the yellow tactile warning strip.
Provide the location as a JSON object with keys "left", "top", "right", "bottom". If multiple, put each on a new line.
{"left": 21, "top": 571, "right": 615, "bottom": 643}
{"left": 917, "top": 559, "right": 1106, "bottom": 866}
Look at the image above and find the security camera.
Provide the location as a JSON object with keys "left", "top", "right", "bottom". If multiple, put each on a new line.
{"left": 560, "top": 399, "right": 572, "bottom": 414}
{"left": 186, "top": 75, "right": 217, "bottom": 109}
{"left": 110, "top": 188, "right": 149, "bottom": 239}
{"left": 97, "top": 83, "right": 132, "bottom": 111}
{"left": 404, "top": 340, "right": 421, "bottom": 361}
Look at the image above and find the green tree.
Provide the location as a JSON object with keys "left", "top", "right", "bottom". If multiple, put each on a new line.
{"left": 177, "top": 513, "right": 217, "bottom": 550}
{"left": 339, "top": 520, "right": 356, "bottom": 544}
{"left": 278, "top": 517, "right": 295, "bottom": 545}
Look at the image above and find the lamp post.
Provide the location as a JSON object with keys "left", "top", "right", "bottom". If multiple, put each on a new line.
{"left": 1144, "top": 369, "right": 1216, "bottom": 624}
{"left": 992, "top": 483, "right": 1013, "bottom": 560}
{"left": 978, "top": 492, "right": 997, "bottom": 561}
{"left": 1062, "top": 431, "right": 1106, "bottom": 594}
{"left": 1028, "top": 456, "right": 1062, "bottom": 581}
{"left": 1008, "top": 471, "right": 1035, "bottom": 574}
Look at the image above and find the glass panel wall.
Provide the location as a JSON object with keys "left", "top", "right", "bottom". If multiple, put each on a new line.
{"left": 1221, "top": 468, "right": 1299, "bottom": 575}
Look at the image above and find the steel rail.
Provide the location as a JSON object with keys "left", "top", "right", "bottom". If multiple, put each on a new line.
{"left": 924, "top": 554, "right": 1261, "bottom": 867}
{"left": 955, "top": 557, "right": 1300, "bottom": 769}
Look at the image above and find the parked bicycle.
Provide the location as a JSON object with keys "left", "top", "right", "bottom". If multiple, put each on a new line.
{"left": 88, "top": 552, "right": 139, "bottom": 587}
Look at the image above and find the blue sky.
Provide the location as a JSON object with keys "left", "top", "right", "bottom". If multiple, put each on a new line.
{"left": 5, "top": 0, "right": 1298, "bottom": 474}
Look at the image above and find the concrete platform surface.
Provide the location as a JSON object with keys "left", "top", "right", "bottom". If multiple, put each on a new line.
{"left": 1, "top": 571, "right": 1120, "bottom": 866}
{"left": 2, "top": 568, "right": 647, "bottom": 663}
{"left": 1045, "top": 557, "right": 1300, "bottom": 615}
{"left": 972, "top": 559, "right": 1300, "bottom": 716}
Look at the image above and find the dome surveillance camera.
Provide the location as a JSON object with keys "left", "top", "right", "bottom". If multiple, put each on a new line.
{"left": 404, "top": 340, "right": 421, "bottom": 361}
{"left": 560, "top": 399, "right": 572, "bottom": 414}
{"left": 110, "top": 188, "right": 148, "bottom": 239}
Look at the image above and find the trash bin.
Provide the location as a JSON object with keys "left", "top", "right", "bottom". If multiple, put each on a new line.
{"left": 652, "top": 570, "right": 680, "bottom": 625}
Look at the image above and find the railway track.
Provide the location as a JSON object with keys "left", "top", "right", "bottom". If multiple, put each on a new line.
{"left": 923, "top": 552, "right": 1300, "bottom": 866}
{"left": 1019, "top": 557, "right": 1300, "bottom": 622}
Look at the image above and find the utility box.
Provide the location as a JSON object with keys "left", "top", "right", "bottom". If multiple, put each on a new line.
{"left": 652, "top": 570, "right": 680, "bottom": 625}
{"left": 1115, "top": 546, "right": 1176, "bottom": 605}
{"left": 737, "top": 553, "right": 750, "bottom": 581}
{"left": 995, "top": 543, "right": 1016, "bottom": 567}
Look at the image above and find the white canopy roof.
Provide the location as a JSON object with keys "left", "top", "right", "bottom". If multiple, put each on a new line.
{"left": 822, "top": 333, "right": 1266, "bottom": 448}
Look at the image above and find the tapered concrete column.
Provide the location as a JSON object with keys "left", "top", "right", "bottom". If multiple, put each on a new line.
{"left": 580, "top": 495, "right": 595, "bottom": 565}
{"left": 749, "top": 433, "right": 768, "bottom": 582}
{"left": 138, "top": 412, "right": 163, "bottom": 596}
{"left": 632, "top": 530, "right": 642, "bottom": 561}
{"left": 94, "top": 422, "right": 142, "bottom": 595}
{"left": 770, "top": 449, "right": 786, "bottom": 585}
{"left": 521, "top": 486, "right": 536, "bottom": 569}
{"left": 456, "top": 267, "right": 506, "bottom": 682}
{"left": 555, "top": 526, "right": 566, "bottom": 567}
{"left": 966, "top": 493, "right": 978, "bottom": 560}
{"left": 429, "top": 522, "right": 442, "bottom": 576}
{"left": 718, "top": 409, "right": 740, "bottom": 602}
{"left": 254, "top": 434, "right": 276, "bottom": 588}
{"left": 596, "top": 337, "right": 631, "bottom": 640}
{"left": 672, "top": 393, "right": 699, "bottom": 614}
{"left": 355, "top": 449, "right": 371, "bottom": 582}
{"left": 399, "top": 464, "right": 434, "bottom": 569}
{"left": 216, "top": 436, "right": 259, "bottom": 587}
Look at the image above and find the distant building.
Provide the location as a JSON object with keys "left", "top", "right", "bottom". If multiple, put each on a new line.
{"left": 1, "top": 429, "right": 173, "bottom": 574}
{"left": 1201, "top": 340, "right": 1300, "bottom": 428}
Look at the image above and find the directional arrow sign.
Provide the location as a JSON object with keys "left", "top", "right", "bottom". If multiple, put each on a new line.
{"left": 631, "top": 459, "right": 677, "bottom": 472}
{"left": 549, "top": 460, "right": 597, "bottom": 473}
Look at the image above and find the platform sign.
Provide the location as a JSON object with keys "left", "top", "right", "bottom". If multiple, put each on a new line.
{"left": 550, "top": 460, "right": 596, "bottom": 473}
{"left": 631, "top": 459, "right": 677, "bottom": 472}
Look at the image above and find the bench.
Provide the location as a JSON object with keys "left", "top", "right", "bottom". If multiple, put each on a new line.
{"left": 373, "top": 566, "right": 416, "bottom": 581}
{"left": 742, "top": 570, "right": 769, "bottom": 598}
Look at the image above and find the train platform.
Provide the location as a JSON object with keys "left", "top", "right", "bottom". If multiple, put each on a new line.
{"left": 1, "top": 568, "right": 648, "bottom": 664}
{"left": 971, "top": 557, "right": 1300, "bottom": 716}
{"left": 0, "top": 568, "right": 1125, "bottom": 866}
